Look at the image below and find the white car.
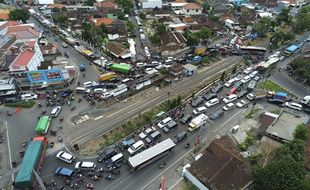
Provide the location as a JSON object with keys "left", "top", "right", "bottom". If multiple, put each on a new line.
{"left": 233, "top": 74, "right": 244, "bottom": 81}
{"left": 157, "top": 117, "right": 172, "bottom": 128}
{"left": 236, "top": 100, "right": 249, "bottom": 108}
{"left": 223, "top": 103, "right": 235, "bottom": 111}
{"left": 56, "top": 151, "right": 75, "bottom": 163}
{"left": 241, "top": 75, "right": 251, "bottom": 83}
{"left": 250, "top": 71, "right": 258, "bottom": 78}
{"left": 193, "top": 106, "right": 207, "bottom": 115}
{"left": 224, "top": 79, "right": 236, "bottom": 87}
{"left": 284, "top": 102, "right": 302, "bottom": 111}
{"left": 21, "top": 93, "right": 38, "bottom": 100}
{"left": 136, "top": 62, "right": 147, "bottom": 68}
{"left": 145, "top": 68, "right": 158, "bottom": 75}
{"left": 246, "top": 93, "right": 255, "bottom": 100}
{"left": 75, "top": 161, "right": 96, "bottom": 170}
{"left": 243, "top": 67, "right": 253, "bottom": 74}
{"left": 205, "top": 98, "right": 219, "bottom": 107}
{"left": 223, "top": 94, "right": 238, "bottom": 103}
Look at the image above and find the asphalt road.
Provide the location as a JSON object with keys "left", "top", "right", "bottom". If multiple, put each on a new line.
{"left": 66, "top": 56, "right": 242, "bottom": 145}
{"left": 39, "top": 80, "right": 248, "bottom": 190}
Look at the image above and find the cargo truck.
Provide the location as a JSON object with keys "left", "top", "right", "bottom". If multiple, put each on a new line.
{"left": 13, "top": 137, "right": 48, "bottom": 189}
{"left": 188, "top": 113, "right": 208, "bottom": 132}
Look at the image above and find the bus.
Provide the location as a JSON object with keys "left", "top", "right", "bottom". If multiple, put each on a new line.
{"left": 35, "top": 116, "right": 51, "bottom": 135}
{"left": 239, "top": 46, "right": 267, "bottom": 55}
{"left": 128, "top": 138, "right": 176, "bottom": 171}
{"left": 99, "top": 72, "right": 117, "bottom": 82}
{"left": 14, "top": 137, "right": 48, "bottom": 189}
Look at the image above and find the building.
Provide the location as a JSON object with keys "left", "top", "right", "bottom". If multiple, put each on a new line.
{"left": 160, "top": 32, "right": 187, "bottom": 46}
{"left": 0, "top": 78, "right": 19, "bottom": 100}
{"left": 91, "top": 17, "right": 114, "bottom": 28}
{"left": 182, "top": 3, "right": 202, "bottom": 15}
{"left": 2, "top": 24, "right": 41, "bottom": 43}
{"left": 35, "top": 0, "right": 54, "bottom": 5}
{"left": 142, "top": 0, "right": 162, "bottom": 9}
{"left": 54, "top": 0, "right": 87, "bottom": 5}
{"left": 183, "top": 135, "right": 253, "bottom": 190}
{"left": 171, "top": 0, "right": 188, "bottom": 10}
{"left": 9, "top": 40, "right": 44, "bottom": 72}
{"left": 105, "top": 41, "right": 131, "bottom": 59}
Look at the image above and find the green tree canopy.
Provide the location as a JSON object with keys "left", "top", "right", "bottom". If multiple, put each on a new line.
{"left": 9, "top": 9, "right": 29, "bottom": 23}
{"left": 53, "top": 15, "right": 68, "bottom": 27}
{"left": 150, "top": 34, "right": 161, "bottom": 45}
{"left": 276, "top": 7, "right": 291, "bottom": 25}
{"left": 252, "top": 17, "right": 275, "bottom": 37}
{"left": 186, "top": 33, "right": 199, "bottom": 46}
{"left": 293, "top": 6, "right": 310, "bottom": 33}
{"left": 156, "top": 22, "right": 166, "bottom": 35}
{"left": 126, "top": 21, "right": 134, "bottom": 32}
{"left": 294, "top": 123, "right": 309, "bottom": 142}
{"left": 254, "top": 155, "right": 305, "bottom": 190}
{"left": 139, "top": 12, "right": 146, "bottom": 20}
{"left": 197, "top": 27, "right": 212, "bottom": 40}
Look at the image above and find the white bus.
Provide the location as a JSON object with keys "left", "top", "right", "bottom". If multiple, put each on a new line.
{"left": 128, "top": 138, "right": 176, "bottom": 171}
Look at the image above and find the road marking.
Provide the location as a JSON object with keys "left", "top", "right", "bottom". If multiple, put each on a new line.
{"left": 5, "top": 121, "right": 14, "bottom": 183}
{"left": 140, "top": 109, "right": 244, "bottom": 190}
{"left": 213, "top": 109, "right": 244, "bottom": 133}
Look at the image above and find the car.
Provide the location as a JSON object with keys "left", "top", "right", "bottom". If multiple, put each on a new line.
{"left": 203, "top": 93, "right": 217, "bottom": 101}
{"left": 145, "top": 68, "right": 158, "bottom": 75}
{"left": 55, "top": 167, "right": 74, "bottom": 178}
{"left": 162, "top": 120, "right": 178, "bottom": 133}
{"left": 284, "top": 102, "right": 302, "bottom": 111}
{"left": 223, "top": 94, "right": 238, "bottom": 103}
{"left": 205, "top": 98, "right": 219, "bottom": 107}
{"left": 60, "top": 89, "right": 73, "bottom": 98}
{"left": 75, "top": 161, "right": 96, "bottom": 170}
{"left": 246, "top": 93, "right": 255, "bottom": 100}
{"left": 243, "top": 67, "right": 253, "bottom": 74}
{"left": 268, "top": 98, "right": 285, "bottom": 106}
{"left": 144, "top": 131, "right": 161, "bottom": 144}
{"left": 237, "top": 90, "right": 248, "bottom": 99}
{"left": 180, "top": 114, "right": 192, "bottom": 124}
{"left": 62, "top": 42, "right": 68, "bottom": 48}
{"left": 21, "top": 93, "right": 38, "bottom": 100}
{"left": 136, "top": 62, "right": 147, "bottom": 68}
{"left": 211, "top": 84, "right": 223, "bottom": 93}
{"left": 250, "top": 71, "right": 258, "bottom": 78}
{"left": 224, "top": 79, "right": 236, "bottom": 87}
{"left": 191, "top": 97, "right": 204, "bottom": 107}
{"left": 56, "top": 151, "right": 75, "bottom": 163}
{"left": 193, "top": 106, "right": 207, "bottom": 115}
{"left": 119, "top": 137, "right": 136, "bottom": 150}
{"left": 236, "top": 100, "right": 249, "bottom": 108}
{"left": 157, "top": 117, "right": 172, "bottom": 128}
{"left": 241, "top": 75, "right": 251, "bottom": 83}
{"left": 233, "top": 74, "right": 243, "bottom": 81}
{"left": 253, "top": 76, "right": 260, "bottom": 82}
{"left": 223, "top": 103, "right": 235, "bottom": 111}
{"left": 173, "top": 131, "right": 187, "bottom": 144}
{"left": 97, "top": 148, "right": 117, "bottom": 162}
{"left": 210, "top": 110, "right": 224, "bottom": 120}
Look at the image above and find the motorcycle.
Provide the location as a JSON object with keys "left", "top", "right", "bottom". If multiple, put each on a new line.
{"left": 159, "top": 162, "right": 166, "bottom": 169}
{"left": 70, "top": 106, "right": 76, "bottom": 111}
{"left": 185, "top": 143, "right": 190, "bottom": 149}
{"left": 6, "top": 111, "right": 12, "bottom": 116}
{"left": 21, "top": 140, "right": 27, "bottom": 147}
{"left": 105, "top": 174, "right": 114, "bottom": 180}
{"left": 58, "top": 136, "right": 63, "bottom": 142}
{"left": 91, "top": 175, "right": 100, "bottom": 181}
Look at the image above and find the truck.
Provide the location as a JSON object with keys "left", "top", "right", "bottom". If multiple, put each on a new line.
{"left": 188, "top": 113, "right": 208, "bottom": 132}
{"left": 140, "top": 33, "right": 146, "bottom": 44}
{"left": 99, "top": 72, "right": 117, "bottom": 82}
{"left": 14, "top": 137, "right": 48, "bottom": 189}
{"left": 300, "top": 95, "right": 310, "bottom": 106}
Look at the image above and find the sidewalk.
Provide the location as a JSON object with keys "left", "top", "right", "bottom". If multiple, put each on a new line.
{"left": 0, "top": 120, "right": 12, "bottom": 189}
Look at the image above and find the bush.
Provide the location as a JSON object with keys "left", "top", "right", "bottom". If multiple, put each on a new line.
{"left": 5, "top": 100, "right": 35, "bottom": 108}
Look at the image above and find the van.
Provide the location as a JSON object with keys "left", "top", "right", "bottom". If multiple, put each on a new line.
{"left": 247, "top": 80, "right": 257, "bottom": 91}
{"left": 51, "top": 106, "right": 62, "bottom": 117}
{"left": 284, "top": 102, "right": 302, "bottom": 111}
{"left": 75, "top": 87, "right": 87, "bottom": 93}
{"left": 128, "top": 140, "right": 145, "bottom": 155}
{"left": 107, "top": 153, "right": 124, "bottom": 167}
{"left": 231, "top": 125, "right": 240, "bottom": 133}
{"left": 83, "top": 81, "right": 94, "bottom": 88}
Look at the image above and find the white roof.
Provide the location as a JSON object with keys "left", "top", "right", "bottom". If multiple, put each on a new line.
{"left": 60, "top": 151, "right": 73, "bottom": 159}
{"left": 81, "top": 161, "right": 94, "bottom": 167}
{"left": 225, "top": 19, "right": 234, "bottom": 24}
{"left": 128, "top": 138, "right": 175, "bottom": 168}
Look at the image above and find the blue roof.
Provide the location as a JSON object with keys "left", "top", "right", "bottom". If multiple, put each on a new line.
{"left": 27, "top": 69, "right": 64, "bottom": 84}
{"left": 275, "top": 92, "right": 288, "bottom": 97}
{"left": 55, "top": 167, "right": 74, "bottom": 177}
{"left": 286, "top": 45, "right": 299, "bottom": 52}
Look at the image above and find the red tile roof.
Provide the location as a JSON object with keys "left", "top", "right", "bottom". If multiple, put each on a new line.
{"left": 48, "top": 4, "right": 65, "bottom": 9}
{"left": 25, "top": 40, "right": 36, "bottom": 48}
{"left": 174, "top": 0, "right": 187, "bottom": 3}
{"left": 10, "top": 49, "right": 35, "bottom": 71}
{"left": 6, "top": 25, "right": 40, "bottom": 39}
{"left": 0, "top": 21, "right": 19, "bottom": 30}
{"left": 183, "top": 3, "right": 201, "bottom": 10}
{"left": 183, "top": 16, "right": 193, "bottom": 23}
{"left": 93, "top": 17, "right": 114, "bottom": 27}
{"left": 95, "top": 1, "right": 117, "bottom": 8}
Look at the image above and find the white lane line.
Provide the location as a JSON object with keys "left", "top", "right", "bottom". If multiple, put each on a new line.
{"left": 214, "top": 109, "right": 244, "bottom": 133}
{"left": 140, "top": 109, "right": 244, "bottom": 190}
{"left": 5, "top": 121, "right": 14, "bottom": 183}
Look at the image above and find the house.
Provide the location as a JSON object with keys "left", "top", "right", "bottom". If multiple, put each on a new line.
{"left": 105, "top": 41, "right": 131, "bottom": 59}
{"left": 0, "top": 78, "right": 19, "bottom": 100}
{"left": 0, "top": 9, "right": 10, "bottom": 20}
{"left": 183, "top": 135, "right": 253, "bottom": 190}
{"left": 142, "top": 0, "right": 162, "bottom": 9}
{"left": 94, "top": 1, "right": 121, "bottom": 14}
{"left": 9, "top": 40, "right": 44, "bottom": 72}
{"left": 4, "top": 24, "right": 41, "bottom": 43}
{"left": 160, "top": 32, "right": 187, "bottom": 47}
{"left": 54, "top": 0, "right": 88, "bottom": 5}
{"left": 36, "top": 0, "right": 54, "bottom": 5}
{"left": 48, "top": 4, "right": 66, "bottom": 9}
{"left": 169, "top": 64, "right": 184, "bottom": 80}
{"left": 182, "top": 3, "right": 202, "bottom": 15}
{"left": 92, "top": 17, "right": 114, "bottom": 28}
{"left": 171, "top": 0, "right": 188, "bottom": 10}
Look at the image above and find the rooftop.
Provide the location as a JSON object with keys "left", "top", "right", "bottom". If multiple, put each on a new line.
{"left": 183, "top": 3, "right": 201, "bottom": 10}
{"left": 161, "top": 32, "right": 187, "bottom": 46}
{"left": 188, "top": 135, "right": 253, "bottom": 190}
{"left": 93, "top": 17, "right": 114, "bottom": 27}
{"left": 266, "top": 111, "right": 307, "bottom": 142}
{"left": 105, "top": 41, "right": 129, "bottom": 57}
{"left": 6, "top": 25, "right": 41, "bottom": 40}
{"left": 10, "top": 49, "right": 35, "bottom": 71}
{"left": 48, "top": 4, "right": 66, "bottom": 9}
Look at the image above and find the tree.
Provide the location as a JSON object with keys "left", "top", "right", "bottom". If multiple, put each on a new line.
{"left": 9, "top": 9, "right": 29, "bottom": 23}
{"left": 150, "top": 34, "right": 161, "bottom": 45}
{"left": 203, "top": 3, "right": 210, "bottom": 13}
{"left": 126, "top": 21, "right": 134, "bottom": 33}
{"left": 294, "top": 123, "right": 309, "bottom": 141}
{"left": 139, "top": 12, "right": 146, "bottom": 20}
{"left": 254, "top": 155, "right": 305, "bottom": 190}
{"left": 156, "top": 22, "right": 166, "bottom": 35}
{"left": 252, "top": 17, "right": 275, "bottom": 37}
{"left": 186, "top": 33, "right": 199, "bottom": 46}
{"left": 232, "top": 65, "right": 237, "bottom": 74}
{"left": 117, "top": 12, "right": 125, "bottom": 20}
{"left": 220, "top": 71, "right": 226, "bottom": 81}
{"left": 197, "top": 27, "right": 212, "bottom": 41}
{"left": 53, "top": 15, "right": 68, "bottom": 27}
{"left": 276, "top": 7, "right": 291, "bottom": 25}
{"left": 84, "top": 0, "right": 95, "bottom": 6}
{"left": 293, "top": 6, "right": 310, "bottom": 33}
{"left": 177, "top": 95, "right": 182, "bottom": 105}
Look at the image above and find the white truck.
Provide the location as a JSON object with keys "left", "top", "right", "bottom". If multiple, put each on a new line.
{"left": 188, "top": 114, "right": 208, "bottom": 132}
{"left": 300, "top": 95, "right": 310, "bottom": 106}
